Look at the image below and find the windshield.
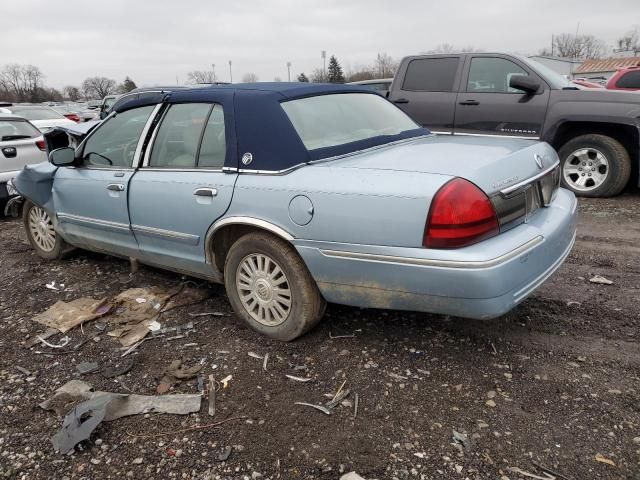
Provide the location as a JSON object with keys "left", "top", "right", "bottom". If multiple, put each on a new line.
{"left": 521, "top": 57, "right": 573, "bottom": 89}
{"left": 0, "top": 119, "right": 40, "bottom": 140}
{"left": 10, "top": 107, "right": 65, "bottom": 121}
{"left": 282, "top": 93, "right": 422, "bottom": 152}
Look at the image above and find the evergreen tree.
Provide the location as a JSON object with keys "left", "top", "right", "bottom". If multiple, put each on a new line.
{"left": 297, "top": 73, "right": 309, "bottom": 82}
{"left": 327, "top": 56, "right": 345, "bottom": 83}
{"left": 119, "top": 77, "right": 137, "bottom": 93}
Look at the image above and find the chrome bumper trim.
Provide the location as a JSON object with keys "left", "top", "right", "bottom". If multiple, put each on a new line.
{"left": 318, "top": 235, "right": 544, "bottom": 269}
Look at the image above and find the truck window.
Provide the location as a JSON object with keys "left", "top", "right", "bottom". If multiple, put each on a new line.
{"left": 616, "top": 71, "right": 640, "bottom": 89}
{"left": 402, "top": 58, "right": 459, "bottom": 92}
{"left": 467, "top": 57, "right": 528, "bottom": 93}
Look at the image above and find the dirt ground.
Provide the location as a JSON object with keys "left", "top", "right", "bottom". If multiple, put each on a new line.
{"left": 0, "top": 193, "right": 639, "bottom": 480}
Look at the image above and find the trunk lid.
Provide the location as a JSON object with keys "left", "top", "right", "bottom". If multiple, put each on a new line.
{"left": 327, "top": 134, "right": 559, "bottom": 195}
{"left": 0, "top": 137, "right": 46, "bottom": 175}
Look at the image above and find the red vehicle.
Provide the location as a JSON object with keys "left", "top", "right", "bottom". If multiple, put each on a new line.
{"left": 572, "top": 78, "right": 604, "bottom": 89}
{"left": 606, "top": 66, "right": 640, "bottom": 91}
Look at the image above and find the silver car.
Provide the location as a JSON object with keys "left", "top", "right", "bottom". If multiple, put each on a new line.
{"left": 0, "top": 114, "right": 47, "bottom": 214}
{"left": 0, "top": 105, "right": 77, "bottom": 132}
{"left": 15, "top": 83, "right": 577, "bottom": 341}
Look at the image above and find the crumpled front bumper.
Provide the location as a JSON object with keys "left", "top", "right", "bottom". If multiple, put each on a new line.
{"left": 295, "top": 188, "right": 577, "bottom": 319}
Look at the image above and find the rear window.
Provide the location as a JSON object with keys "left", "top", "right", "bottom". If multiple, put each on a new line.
{"left": 282, "top": 93, "right": 420, "bottom": 152}
{"left": 10, "top": 107, "right": 64, "bottom": 121}
{"left": 402, "top": 57, "right": 460, "bottom": 92}
{"left": 616, "top": 71, "right": 640, "bottom": 89}
{"left": 0, "top": 119, "right": 40, "bottom": 141}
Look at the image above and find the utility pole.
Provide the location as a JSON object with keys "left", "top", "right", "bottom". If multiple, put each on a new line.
{"left": 287, "top": 61, "right": 291, "bottom": 82}
{"left": 228, "top": 60, "right": 233, "bottom": 83}
{"left": 321, "top": 50, "right": 326, "bottom": 81}
{"left": 211, "top": 64, "right": 216, "bottom": 82}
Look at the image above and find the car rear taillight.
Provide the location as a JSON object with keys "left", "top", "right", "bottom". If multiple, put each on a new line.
{"left": 65, "top": 114, "right": 81, "bottom": 123}
{"left": 424, "top": 178, "right": 499, "bottom": 249}
{"left": 36, "top": 139, "right": 46, "bottom": 151}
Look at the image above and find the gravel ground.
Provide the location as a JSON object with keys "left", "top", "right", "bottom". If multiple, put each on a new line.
{"left": 0, "top": 193, "right": 639, "bottom": 480}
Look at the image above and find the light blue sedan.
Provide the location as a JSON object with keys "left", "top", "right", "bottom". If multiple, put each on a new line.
{"left": 15, "top": 83, "right": 577, "bottom": 341}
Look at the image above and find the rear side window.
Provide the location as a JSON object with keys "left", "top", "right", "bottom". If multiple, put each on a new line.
{"left": 402, "top": 57, "right": 460, "bottom": 92}
{"left": 197, "top": 104, "right": 226, "bottom": 168}
{"left": 149, "top": 103, "right": 211, "bottom": 168}
{"left": 616, "top": 71, "right": 640, "bottom": 89}
{"left": 0, "top": 120, "right": 40, "bottom": 141}
{"left": 467, "top": 57, "right": 528, "bottom": 93}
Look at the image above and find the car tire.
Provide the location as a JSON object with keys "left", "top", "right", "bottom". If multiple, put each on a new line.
{"left": 558, "top": 134, "right": 631, "bottom": 197}
{"left": 224, "top": 231, "right": 326, "bottom": 341}
{"left": 23, "top": 200, "right": 72, "bottom": 260}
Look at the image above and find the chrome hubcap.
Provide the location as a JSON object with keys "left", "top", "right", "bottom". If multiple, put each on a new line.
{"left": 28, "top": 206, "right": 56, "bottom": 252}
{"left": 236, "top": 253, "right": 292, "bottom": 326}
{"left": 563, "top": 148, "right": 609, "bottom": 192}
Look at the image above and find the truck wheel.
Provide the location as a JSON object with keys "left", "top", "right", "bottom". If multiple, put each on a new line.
{"left": 23, "top": 200, "right": 72, "bottom": 260}
{"left": 558, "top": 134, "right": 631, "bottom": 197}
{"left": 224, "top": 231, "right": 326, "bottom": 341}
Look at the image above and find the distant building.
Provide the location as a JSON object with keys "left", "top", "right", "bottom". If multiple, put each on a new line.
{"left": 529, "top": 56, "right": 584, "bottom": 78}
{"left": 574, "top": 56, "right": 640, "bottom": 81}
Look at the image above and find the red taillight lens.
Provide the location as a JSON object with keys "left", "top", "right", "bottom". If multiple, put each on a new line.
{"left": 424, "top": 178, "right": 499, "bottom": 249}
{"left": 35, "top": 139, "right": 46, "bottom": 151}
{"left": 65, "top": 114, "right": 81, "bottom": 123}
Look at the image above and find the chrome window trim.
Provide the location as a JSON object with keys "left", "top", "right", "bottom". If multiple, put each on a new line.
{"left": 318, "top": 235, "right": 543, "bottom": 269}
{"left": 131, "top": 224, "right": 200, "bottom": 245}
{"left": 500, "top": 161, "right": 560, "bottom": 195}
{"left": 131, "top": 104, "right": 163, "bottom": 168}
{"left": 57, "top": 212, "right": 130, "bottom": 232}
{"left": 140, "top": 168, "right": 224, "bottom": 173}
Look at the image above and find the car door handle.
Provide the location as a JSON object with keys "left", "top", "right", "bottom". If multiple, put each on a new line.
{"left": 393, "top": 98, "right": 409, "bottom": 104}
{"left": 459, "top": 100, "right": 480, "bottom": 106}
{"left": 193, "top": 187, "right": 218, "bottom": 197}
{"left": 106, "top": 183, "right": 125, "bottom": 192}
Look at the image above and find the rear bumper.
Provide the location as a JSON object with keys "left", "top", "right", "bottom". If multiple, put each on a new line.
{"left": 295, "top": 188, "right": 577, "bottom": 319}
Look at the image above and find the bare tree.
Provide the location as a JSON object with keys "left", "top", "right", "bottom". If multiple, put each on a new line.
{"left": 63, "top": 85, "right": 82, "bottom": 101}
{"left": 82, "top": 76, "right": 116, "bottom": 99}
{"left": 310, "top": 68, "right": 326, "bottom": 83}
{"left": 553, "top": 33, "right": 605, "bottom": 59}
{"left": 242, "top": 72, "right": 259, "bottom": 83}
{"left": 273, "top": 76, "right": 282, "bottom": 82}
{"left": 186, "top": 70, "right": 216, "bottom": 84}
{"left": 423, "top": 44, "right": 483, "bottom": 54}
{"left": 0, "top": 64, "right": 45, "bottom": 102}
{"left": 616, "top": 27, "right": 640, "bottom": 53}
{"left": 374, "top": 52, "right": 398, "bottom": 78}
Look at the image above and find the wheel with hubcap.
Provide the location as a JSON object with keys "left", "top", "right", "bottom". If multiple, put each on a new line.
{"left": 224, "top": 231, "right": 325, "bottom": 341}
{"left": 558, "top": 134, "right": 631, "bottom": 197}
{"left": 23, "top": 200, "right": 72, "bottom": 259}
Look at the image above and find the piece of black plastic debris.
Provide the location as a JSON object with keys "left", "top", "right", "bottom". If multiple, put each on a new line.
{"left": 218, "top": 446, "right": 232, "bottom": 461}
{"left": 51, "top": 396, "right": 111, "bottom": 454}
{"left": 102, "top": 358, "right": 135, "bottom": 379}
{"left": 76, "top": 362, "right": 99, "bottom": 375}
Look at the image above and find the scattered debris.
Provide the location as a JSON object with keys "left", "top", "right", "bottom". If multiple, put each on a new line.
{"left": 566, "top": 300, "right": 581, "bottom": 307}
{"left": 33, "top": 297, "right": 109, "bottom": 333}
{"left": 294, "top": 402, "right": 331, "bottom": 415}
{"left": 218, "top": 446, "right": 232, "bottom": 462}
{"left": 248, "top": 352, "right": 263, "bottom": 360}
{"left": 45, "top": 281, "right": 60, "bottom": 291}
{"left": 589, "top": 275, "right": 613, "bottom": 285}
{"left": 262, "top": 353, "right": 269, "bottom": 372}
{"left": 102, "top": 357, "right": 135, "bottom": 379}
{"left": 208, "top": 374, "right": 216, "bottom": 417}
{"left": 38, "top": 335, "right": 71, "bottom": 349}
{"left": 325, "top": 389, "right": 351, "bottom": 410}
{"left": 595, "top": 453, "right": 616, "bottom": 466}
{"left": 353, "top": 393, "right": 359, "bottom": 419}
{"left": 507, "top": 467, "right": 554, "bottom": 480}
{"left": 452, "top": 430, "right": 471, "bottom": 451}
{"left": 157, "top": 360, "right": 203, "bottom": 394}
{"left": 531, "top": 461, "right": 572, "bottom": 480}
{"left": 52, "top": 395, "right": 110, "bottom": 455}
{"left": 76, "top": 362, "right": 99, "bottom": 375}
{"left": 25, "top": 328, "right": 58, "bottom": 348}
{"left": 221, "top": 375, "right": 232, "bottom": 389}
{"left": 285, "top": 374, "right": 312, "bottom": 383}
{"left": 188, "top": 311, "right": 229, "bottom": 317}
{"left": 341, "top": 473, "right": 366, "bottom": 480}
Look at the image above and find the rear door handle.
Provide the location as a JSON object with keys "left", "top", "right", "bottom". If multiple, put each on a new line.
{"left": 193, "top": 187, "right": 218, "bottom": 197}
{"left": 459, "top": 100, "right": 480, "bottom": 106}
{"left": 106, "top": 183, "right": 125, "bottom": 191}
{"left": 393, "top": 98, "right": 409, "bottom": 104}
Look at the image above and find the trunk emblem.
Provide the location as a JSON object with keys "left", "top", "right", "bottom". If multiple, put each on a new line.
{"left": 534, "top": 154, "right": 544, "bottom": 170}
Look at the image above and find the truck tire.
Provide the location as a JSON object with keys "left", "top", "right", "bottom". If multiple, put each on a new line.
{"left": 23, "top": 199, "right": 73, "bottom": 260}
{"left": 224, "top": 231, "right": 326, "bottom": 341}
{"left": 558, "top": 134, "right": 631, "bottom": 197}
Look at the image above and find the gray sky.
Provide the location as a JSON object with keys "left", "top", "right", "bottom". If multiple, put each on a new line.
{"left": 2, "top": 0, "right": 638, "bottom": 89}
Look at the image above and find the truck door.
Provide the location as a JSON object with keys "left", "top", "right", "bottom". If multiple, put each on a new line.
{"left": 454, "top": 55, "right": 549, "bottom": 138}
{"left": 388, "top": 56, "right": 463, "bottom": 134}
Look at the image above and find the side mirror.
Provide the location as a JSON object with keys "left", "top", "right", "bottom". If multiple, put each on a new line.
{"left": 509, "top": 75, "right": 541, "bottom": 94}
{"left": 49, "top": 147, "right": 76, "bottom": 167}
